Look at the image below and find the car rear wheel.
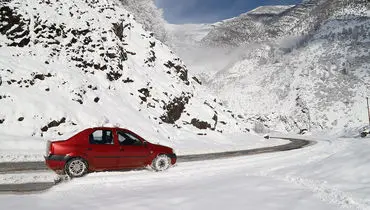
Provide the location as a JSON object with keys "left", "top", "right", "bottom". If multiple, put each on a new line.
{"left": 151, "top": 155, "right": 171, "bottom": 172}
{"left": 65, "top": 158, "right": 88, "bottom": 178}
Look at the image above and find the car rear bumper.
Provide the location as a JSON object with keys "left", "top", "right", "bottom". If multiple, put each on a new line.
{"left": 44, "top": 155, "right": 67, "bottom": 174}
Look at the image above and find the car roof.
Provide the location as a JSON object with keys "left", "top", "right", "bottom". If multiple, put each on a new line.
{"left": 90, "top": 126, "right": 126, "bottom": 130}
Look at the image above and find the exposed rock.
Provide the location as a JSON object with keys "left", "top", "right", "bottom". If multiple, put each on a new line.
{"left": 138, "top": 88, "right": 150, "bottom": 102}
{"left": 145, "top": 50, "right": 156, "bottom": 66}
{"left": 74, "top": 99, "right": 83, "bottom": 104}
{"left": 0, "top": 6, "right": 30, "bottom": 47}
{"left": 119, "top": 47, "right": 128, "bottom": 61}
{"left": 126, "top": 51, "right": 136, "bottom": 55}
{"left": 112, "top": 22, "right": 124, "bottom": 41}
{"left": 106, "top": 52, "right": 117, "bottom": 59}
{"left": 192, "top": 76, "right": 202, "bottom": 85}
{"left": 122, "top": 77, "right": 134, "bottom": 83}
{"left": 41, "top": 126, "right": 48, "bottom": 132}
{"left": 34, "top": 74, "right": 45, "bottom": 80}
{"left": 212, "top": 114, "right": 218, "bottom": 129}
{"left": 71, "top": 28, "right": 90, "bottom": 36}
{"left": 41, "top": 117, "right": 66, "bottom": 132}
{"left": 106, "top": 71, "right": 122, "bottom": 81}
{"left": 160, "top": 95, "right": 190, "bottom": 124}
{"left": 191, "top": 118, "right": 211, "bottom": 130}
{"left": 33, "top": 73, "right": 52, "bottom": 81}
{"left": 164, "top": 60, "right": 189, "bottom": 85}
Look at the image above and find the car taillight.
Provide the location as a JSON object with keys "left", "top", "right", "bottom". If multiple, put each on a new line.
{"left": 46, "top": 140, "right": 52, "bottom": 156}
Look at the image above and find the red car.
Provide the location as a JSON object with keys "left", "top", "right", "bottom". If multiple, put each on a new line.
{"left": 44, "top": 127, "right": 177, "bottom": 177}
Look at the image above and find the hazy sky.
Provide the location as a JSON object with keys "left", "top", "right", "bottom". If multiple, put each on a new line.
{"left": 155, "top": 0, "right": 302, "bottom": 24}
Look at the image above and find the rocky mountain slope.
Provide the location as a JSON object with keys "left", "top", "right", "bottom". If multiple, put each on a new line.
{"left": 0, "top": 0, "right": 249, "bottom": 142}
{"left": 167, "top": 0, "right": 370, "bottom": 134}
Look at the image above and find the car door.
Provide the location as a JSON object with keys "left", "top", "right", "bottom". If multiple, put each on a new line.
{"left": 116, "top": 130, "right": 151, "bottom": 168}
{"left": 85, "top": 129, "right": 121, "bottom": 170}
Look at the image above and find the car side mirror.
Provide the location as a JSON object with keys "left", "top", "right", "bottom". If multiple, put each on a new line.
{"left": 143, "top": 141, "right": 148, "bottom": 147}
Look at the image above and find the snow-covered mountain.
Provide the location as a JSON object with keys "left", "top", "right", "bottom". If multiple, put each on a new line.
{"left": 247, "top": 5, "right": 295, "bottom": 16}
{"left": 167, "top": 0, "right": 370, "bottom": 134}
{"left": 0, "top": 0, "right": 250, "bottom": 143}
{"left": 201, "top": 0, "right": 367, "bottom": 47}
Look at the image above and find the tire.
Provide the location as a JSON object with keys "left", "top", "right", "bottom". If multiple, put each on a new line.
{"left": 360, "top": 132, "right": 367, "bottom": 138}
{"left": 151, "top": 155, "right": 171, "bottom": 172}
{"left": 65, "top": 157, "right": 88, "bottom": 178}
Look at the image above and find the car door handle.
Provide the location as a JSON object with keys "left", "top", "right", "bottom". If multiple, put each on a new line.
{"left": 87, "top": 148, "right": 92, "bottom": 151}
{"left": 120, "top": 148, "right": 124, "bottom": 151}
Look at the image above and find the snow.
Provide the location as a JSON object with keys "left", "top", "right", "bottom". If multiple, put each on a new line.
{"left": 1, "top": 136, "right": 370, "bottom": 210}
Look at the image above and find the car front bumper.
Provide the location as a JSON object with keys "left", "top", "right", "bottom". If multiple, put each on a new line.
{"left": 167, "top": 153, "right": 177, "bottom": 165}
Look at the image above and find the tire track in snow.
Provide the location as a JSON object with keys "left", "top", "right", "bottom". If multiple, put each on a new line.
{"left": 247, "top": 172, "right": 368, "bottom": 210}
{"left": 244, "top": 139, "right": 369, "bottom": 210}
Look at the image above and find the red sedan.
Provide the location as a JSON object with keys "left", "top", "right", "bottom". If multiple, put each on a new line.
{"left": 44, "top": 127, "right": 177, "bottom": 177}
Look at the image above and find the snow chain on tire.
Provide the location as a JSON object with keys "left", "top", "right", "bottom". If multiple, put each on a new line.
{"left": 151, "top": 154, "right": 171, "bottom": 172}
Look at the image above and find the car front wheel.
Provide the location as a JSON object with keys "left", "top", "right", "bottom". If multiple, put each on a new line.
{"left": 65, "top": 158, "right": 88, "bottom": 178}
{"left": 151, "top": 155, "right": 171, "bottom": 172}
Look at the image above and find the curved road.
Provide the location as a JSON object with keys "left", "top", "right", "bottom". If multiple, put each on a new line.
{"left": 0, "top": 137, "right": 315, "bottom": 193}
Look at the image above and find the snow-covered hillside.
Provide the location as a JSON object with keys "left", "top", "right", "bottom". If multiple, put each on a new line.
{"left": 168, "top": 0, "right": 370, "bottom": 134}
{"left": 201, "top": 0, "right": 366, "bottom": 47}
{"left": 248, "top": 5, "right": 295, "bottom": 16}
{"left": 0, "top": 0, "right": 251, "bottom": 147}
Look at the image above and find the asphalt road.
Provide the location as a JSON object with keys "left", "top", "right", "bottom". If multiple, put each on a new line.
{"left": 0, "top": 182, "right": 55, "bottom": 194}
{"left": 0, "top": 161, "right": 48, "bottom": 174}
{"left": 0, "top": 137, "right": 315, "bottom": 193}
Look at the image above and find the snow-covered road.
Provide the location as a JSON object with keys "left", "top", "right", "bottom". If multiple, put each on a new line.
{"left": 0, "top": 136, "right": 369, "bottom": 210}
{"left": 0, "top": 137, "right": 310, "bottom": 191}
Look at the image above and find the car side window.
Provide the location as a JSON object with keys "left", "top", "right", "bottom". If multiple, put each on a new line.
{"left": 89, "top": 130, "right": 114, "bottom": 145}
{"left": 117, "top": 131, "right": 142, "bottom": 146}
